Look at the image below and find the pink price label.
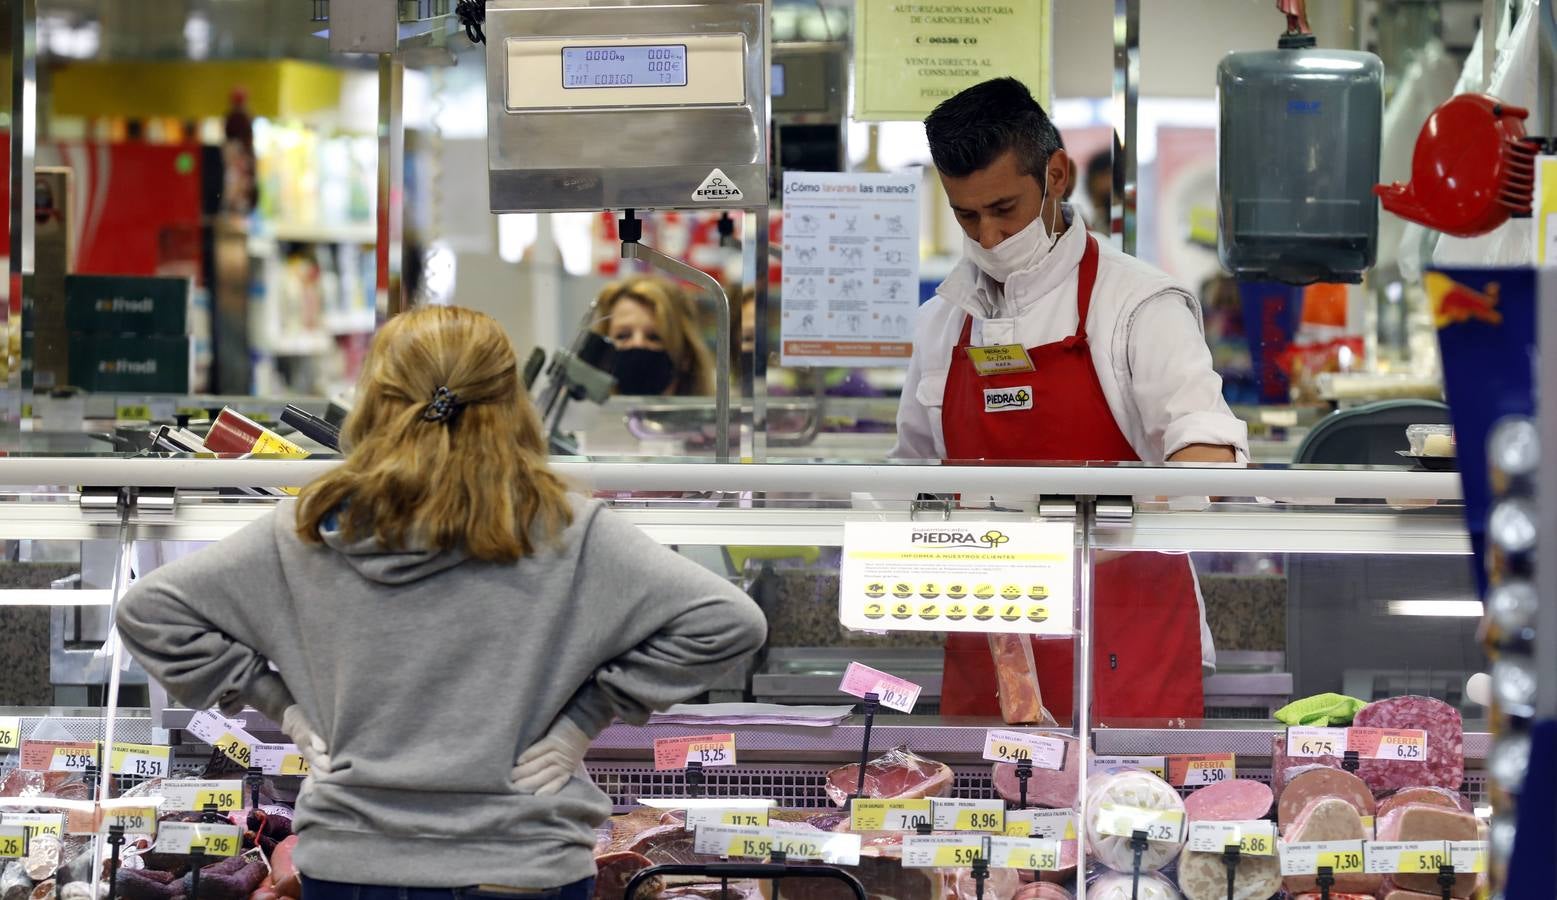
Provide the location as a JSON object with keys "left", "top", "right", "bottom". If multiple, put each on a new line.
{"left": 1347, "top": 727, "right": 1427, "bottom": 761}
{"left": 20, "top": 741, "right": 96, "bottom": 772}
{"left": 839, "top": 662, "right": 922, "bottom": 713}
{"left": 652, "top": 733, "right": 737, "bottom": 772}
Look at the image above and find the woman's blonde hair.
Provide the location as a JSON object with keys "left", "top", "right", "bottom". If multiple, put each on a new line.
{"left": 593, "top": 276, "right": 716, "bottom": 396}
{"left": 296, "top": 305, "right": 572, "bottom": 562}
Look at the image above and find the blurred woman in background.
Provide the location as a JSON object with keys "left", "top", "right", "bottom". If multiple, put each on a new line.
{"left": 594, "top": 276, "right": 715, "bottom": 397}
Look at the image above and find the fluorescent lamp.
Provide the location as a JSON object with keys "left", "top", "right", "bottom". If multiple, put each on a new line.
{"left": 1387, "top": 600, "right": 1485, "bottom": 617}
{"left": 0, "top": 589, "right": 113, "bottom": 607}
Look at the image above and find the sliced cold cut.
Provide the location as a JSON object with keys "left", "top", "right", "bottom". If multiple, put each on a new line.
{"left": 823, "top": 746, "right": 953, "bottom": 807}
{"left": 1280, "top": 797, "right": 1383, "bottom": 896}
{"left": 1013, "top": 884, "right": 1073, "bottom": 900}
{"left": 1087, "top": 871, "right": 1182, "bottom": 899}
{"left": 1377, "top": 785, "right": 1470, "bottom": 819}
{"left": 1084, "top": 770, "right": 1187, "bottom": 873}
{"left": 1184, "top": 779, "right": 1273, "bottom": 822}
{"left": 1375, "top": 804, "right": 1478, "bottom": 897}
{"left": 992, "top": 735, "right": 1080, "bottom": 809}
{"left": 1175, "top": 843, "right": 1282, "bottom": 900}
{"left": 1278, "top": 767, "right": 1375, "bottom": 832}
{"left": 1352, "top": 696, "right": 1465, "bottom": 794}
{"left": 989, "top": 633, "right": 1050, "bottom": 725}
{"left": 591, "top": 851, "right": 656, "bottom": 900}
{"left": 942, "top": 866, "right": 1021, "bottom": 899}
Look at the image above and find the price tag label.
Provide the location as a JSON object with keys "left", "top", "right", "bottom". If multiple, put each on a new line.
{"left": 1094, "top": 804, "right": 1185, "bottom": 843}
{"left": 651, "top": 733, "right": 737, "bottom": 771}
{"left": 1347, "top": 727, "right": 1429, "bottom": 761}
{"left": 982, "top": 730, "right": 1068, "bottom": 770}
{"left": 186, "top": 711, "right": 257, "bottom": 749}
{"left": 849, "top": 798, "right": 932, "bottom": 832}
{"left": 0, "top": 717, "right": 18, "bottom": 750}
{"left": 3, "top": 814, "right": 63, "bottom": 842}
{"left": 932, "top": 798, "right": 1005, "bottom": 833}
{"left": 685, "top": 807, "right": 769, "bottom": 830}
{"left": 691, "top": 825, "right": 861, "bottom": 865}
{"left": 212, "top": 732, "right": 253, "bottom": 768}
{"left": 1280, "top": 840, "right": 1365, "bottom": 876}
{"left": 1005, "top": 809, "right": 1076, "bottom": 841}
{"left": 155, "top": 822, "right": 241, "bottom": 857}
{"left": 99, "top": 807, "right": 158, "bottom": 836}
{"left": 901, "top": 835, "right": 989, "bottom": 868}
{"left": 1450, "top": 841, "right": 1487, "bottom": 874}
{"left": 838, "top": 661, "right": 922, "bottom": 713}
{"left": 108, "top": 743, "right": 172, "bottom": 778}
{"left": 989, "top": 837, "right": 1061, "bottom": 871}
{"left": 20, "top": 741, "right": 96, "bottom": 771}
{"left": 160, "top": 780, "right": 244, "bottom": 812}
{"left": 0, "top": 826, "right": 21, "bottom": 858}
{"left": 1088, "top": 756, "right": 1167, "bottom": 779}
{"left": 251, "top": 743, "right": 311, "bottom": 777}
{"left": 1286, "top": 726, "right": 1348, "bottom": 758}
{"left": 1168, "top": 753, "right": 1236, "bottom": 787}
{"left": 50, "top": 745, "right": 99, "bottom": 772}
{"left": 1366, "top": 840, "right": 1462, "bottom": 874}
{"left": 1186, "top": 821, "right": 1275, "bottom": 855}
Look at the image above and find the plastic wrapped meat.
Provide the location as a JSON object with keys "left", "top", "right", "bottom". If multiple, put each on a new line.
{"left": 1087, "top": 871, "right": 1182, "bottom": 899}
{"left": 992, "top": 735, "right": 1080, "bottom": 809}
{"left": 823, "top": 746, "right": 953, "bottom": 807}
{"left": 988, "top": 634, "right": 1052, "bottom": 725}
{"left": 1084, "top": 770, "right": 1187, "bottom": 873}
{"left": 2, "top": 861, "right": 33, "bottom": 900}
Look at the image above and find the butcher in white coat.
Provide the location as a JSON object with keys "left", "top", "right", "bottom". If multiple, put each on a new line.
{"left": 891, "top": 77, "right": 1248, "bottom": 723}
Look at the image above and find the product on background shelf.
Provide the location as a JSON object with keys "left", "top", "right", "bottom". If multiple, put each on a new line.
{"left": 942, "top": 866, "right": 1021, "bottom": 899}
{"left": 1087, "top": 869, "right": 1182, "bottom": 899}
{"left": 1176, "top": 843, "right": 1281, "bottom": 900}
{"left": 1278, "top": 766, "right": 1376, "bottom": 831}
{"left": 592, "top": 851, "right": 657, "bottom": 900}
{"left": 1374, "top": 804, "right": 1479, "bottom": 897}
{"left": 1375, "top": 785, "right": 1471, "bottom": 818}
{"left": 1083, "top": 770, "right": 1188, "bottom": 873}
{"left": 1350, "top": 696, "right": 1466, "bottom": 794}
{"left": 1183, "top": 779, "right": 1274, "bottom": 822}
{"left": 1271, "top": 733, "right": 1343, "bottom": 788}
{"left": 822, "top": 746, "right": 953, "bottom": 807}
{"left": 989, "top": 634, "right": 1051, "bottom": 725}
{"left": 622, "top": 823, "right": 711, "bottom": 867}
{"left": 1380, "top": 884, "right": 1447, "bottom": 898}
{"left": 1280, "top": 797, "right": 1383, "bottom": 895}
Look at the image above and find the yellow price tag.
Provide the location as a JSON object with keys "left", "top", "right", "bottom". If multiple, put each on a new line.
{"left": 213, "top": 732, "right": 253, "bottom": 768}
{"left": 115, "top": 404, "right": 153, "bottom": 422}
{"left": 280, "top": 754, "right": 311, "bottom": 776}
{"left": 108, "top": 743, "right": 172, "bottom": 778}
{"left": 194, "top": 788, "right": 241, "bottom": 812}
{"left": 191, "top": 833, "right": 239, "bottom": 857}
{"left": 965, "top": 344, "right": 1035, "bottom": 375}
{"left": 1003, "top": 845, "right": 1059, "bottom": 870}
{"left": 1317, "top": 849, "right": 1365, "bottom": 873}
{"left": 1005, "top": 818, "right": 1034, "bottom": 837}
{"left": 0, "top": 717, "right": 18, "bottom": 750}
{"left": 1095, "top": 805, "right": 1184, "bottom": 843}
{"left": 725, "top": 835, "right": 772, "bottom": 859}
{"left": 101, "top": 808, "right": 157, "bottom": 835}
{"left": 954, "top": 809, "right": 1005, "bottom": 832}
{"left": 23, "top": 820, "right": 61, "bottom": 840}
{"left": 850, "top": 799, "right": 931, "bottom": 832}
{"left": 931, "top": 844, "right": 986, "bottom": 867}
{"left": 1238, "top": 832, "right": 1273, "bottom": 856}
{"left": 1398, "top": 848, "right": 1450, "bottom": 874}
{"left": 0, "top": 834, "right": 21, "bottom": 858}
{"left": 718, "top": 810, "right": 768, "bottom": 828}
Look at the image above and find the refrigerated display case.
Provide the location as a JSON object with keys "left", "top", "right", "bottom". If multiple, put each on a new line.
{"left": 0, "top": 457, "right": 1490, "bottom": 898}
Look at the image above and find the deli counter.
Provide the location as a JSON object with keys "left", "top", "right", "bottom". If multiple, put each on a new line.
{"left": 0, "top": 457, "right": 1502, "bottom": 899}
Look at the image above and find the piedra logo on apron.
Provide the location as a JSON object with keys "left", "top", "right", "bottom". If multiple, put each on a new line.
{"left": 983, "top": 386, "right": 1033, "bottom": 413}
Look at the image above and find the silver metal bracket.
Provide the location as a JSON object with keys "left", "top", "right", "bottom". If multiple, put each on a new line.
{"left": 909, "top": 496, "right": 954, "bottom": 521}
{"left": 1037, "top": 495, "right": 1078, "bottom": 520}
{"left": 133, "top": 488, "right": 177, "bottom": 519}
{"left": 78, "top": 487, "right": 124, "bottom": 522}
{"left": 1096, "top": 496, "right": 1136, "bottom": 525}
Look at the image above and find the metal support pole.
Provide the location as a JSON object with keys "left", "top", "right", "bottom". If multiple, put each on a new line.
{"left": 377, "top": 53, "right": 407, "bottom": 320}
{"left": 750, "top": 207, "right": 770, "bottom": 461}
{"left": 1072, "top": 498, "right": 1095, "bottom": 900}
{"left": 1110, "top": 0, "right": 1140, "bottom": 256}
{"left": 5, "top": 0, "right": 36, "bottom": 449}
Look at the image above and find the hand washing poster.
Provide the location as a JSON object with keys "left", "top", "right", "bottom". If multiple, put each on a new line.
{"left": 780, "top": 170, "right": 921, "bottom": 368}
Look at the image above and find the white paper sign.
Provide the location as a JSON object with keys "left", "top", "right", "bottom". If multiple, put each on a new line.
{"left": 839, "top": 521, "right": 1075, "bottom": 635}
{"left": 159, "top": 780, "right": 245, "bottom": 812}
{"left": 930, "top": 798, "right": 1005, "bottom": 832}
{"left": 780, "top": 170, "right": 921, "bottom": 368}
{"left": 1279, "top": 840, "right": 1366, "bottom": 876}
{"left": 983, "top": 730, "right": 1068, "bottom": 769}
{"left": 1286, "top": 726, "right": 1348, "bottom": 758}
{"left": 1186, "top": 821, "right": 1276, "bottom": 855}
{"left": 1006, "top": 809, "right": 1076, "bottom": 841}
{"left": 153, "top": 822, "right": 242, "bottom": 857}
{"left": 692, "top": 825, "right": 861, "bottom": 865}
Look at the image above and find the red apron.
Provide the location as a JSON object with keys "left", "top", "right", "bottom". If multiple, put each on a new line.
{"left": 939, "top": 234, "right": 1205, "bottom": 723}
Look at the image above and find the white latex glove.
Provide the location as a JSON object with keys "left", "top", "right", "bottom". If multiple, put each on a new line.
{"left": 281, "top": 705, "right": 333, "bottom": 776}
{"left": 512, "top": 718, "right": 590, "bottom": 796}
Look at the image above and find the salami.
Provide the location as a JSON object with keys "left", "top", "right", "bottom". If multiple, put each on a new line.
{"left": 1375, "top": 804, "right": 1478, "bottom": 897}
{"left": 1183, "top": 779, "right": 1273, "bottom": 822}
{"left": 992, "top": 734, "right": 1080, "bottom": 808}
{"left": 1352, "top": 695, "right": 1465, "bottom": 794}
{"left": 1175, "top": 843, "right": 1282, "bottom": 900}
{"left": 1278, "top": 767, "right": 1375, "bottom": 832}
{"left": 1084, "top": 770, "right": 1187, "bottom": 873}
{"left": 1377, "top": 785, "right": 1470, "bottom": 819}
{"left": 1087, "top": 871, "right": 1182, "bottom": 899}
{"left": 1280, "top": 797, "right": 1383, "bottom": 896}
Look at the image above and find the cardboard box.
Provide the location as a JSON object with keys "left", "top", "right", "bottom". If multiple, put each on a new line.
{"left": 65, "top": 274, "right": 191, "bottom": 336}
{"left": 67, "top": 334, "right": 192, "bottom": 394}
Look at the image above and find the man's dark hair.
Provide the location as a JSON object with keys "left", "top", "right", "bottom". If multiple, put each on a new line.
{"left": 923, "top": 77, "right": 1062, "bottom": 180}
{"left": 1086, "top": 149, "right": 1113, "bottom": 183}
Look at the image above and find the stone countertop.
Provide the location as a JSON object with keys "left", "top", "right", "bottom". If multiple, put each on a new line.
{"left": 0, "top": 562, "right": 81, "bottom": 707}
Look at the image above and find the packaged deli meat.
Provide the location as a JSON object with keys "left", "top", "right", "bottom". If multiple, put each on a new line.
{"left": 1175, "top": 842, "right": 1282, "bottom": 900}
{"left": 1376, "top": 785, "right": 1470, "bottom": 819}
{"left": 1084, "top": 770, "right": 1188, "bottom": 873}
{"left": 1281, "top": 797, "right": 1383, "bottom": 896}
{"left": 989, "top": 633, "right": 1052, "bottom": 725}
{"left": 1375, "top": 804, "right": 1479, "bottom": 897}
{"left": 1183, "top": 779, "right": 1274, "bottom": 822}
{"left": 1352, "top": 695, "right": 1465, "bottom": 794}
{"left": 1087, "top": 870, "right": 1182, "bottom": 900}
{"left": 992, "top": 734, "right": 1081, "bottom": 808}
{"left": 823, "top": 746, "right": 953, "bottom": 807}
{"left": 1013, "top": 884, "right": 1074, "bottom": 900}
{"left": 1278, "top": 767, "right": 1376, "bottom": 832}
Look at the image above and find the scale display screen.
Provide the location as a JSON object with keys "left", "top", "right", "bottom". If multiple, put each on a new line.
{"left": 562, "top": 44, "right": 688, "bottom": 89}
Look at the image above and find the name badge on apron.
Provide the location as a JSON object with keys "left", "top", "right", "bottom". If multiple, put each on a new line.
{"left": 964, "top": 344, "right": 1035, "bottom": 376}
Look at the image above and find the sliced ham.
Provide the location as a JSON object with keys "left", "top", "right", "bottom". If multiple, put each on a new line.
{"left": 823, "top": 746, "right": 953, "bottom": 807}
{"left": 1376, "top": 785, "right": 1470, "bottom": 819}
{"left": 1183, "top": 779, "right": 1273, "bottom": 822}
{"left": 992, "top": 735, "right": 1080, "bottom": 809}
{"left": 591, "top": 851, "right": 657, "bottom": 900}
{"left": 1278, "top": 767, "right": 1375, "bottom": 832}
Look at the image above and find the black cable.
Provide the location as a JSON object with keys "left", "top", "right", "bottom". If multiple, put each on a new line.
{"left": 455, "top": 0, "right": 485, "bottom": 43}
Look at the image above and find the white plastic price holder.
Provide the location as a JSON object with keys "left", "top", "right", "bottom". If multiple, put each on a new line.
{"left": 982, "top": 730, "right": 1067, "bottom": 769}
{"left": 160, "top": 780, "right": 244, "bottom": 813}
{"left": 1279, "top": 840, "right": 1365, "bottom": 876}
{"left": 154, "top": 822, "right": 242, "bottom": 858}
{"left": 1286, "top": 726, "right": 1348, "bottom": 758}
{"left": 251, "top": 743, "right": 311, "bottom": 777}
{"left": 931, "top": 798, "right": 1005, "bottom": 833}
{"left": 849, "top": 798, "right": 932, "bottom": 832}
{"left": 1094, "top": 804, "right": 1185, "bottom": 843}
{"left": 901, "top": 835, "right": 988, "bottom": 868}
{"left": 989, "top": 837, "right": 1061, "bottom": 870}
{"left": 1006, "top": 809, "right": 1076, "bottom": 841}
{"left": 1366, "top": 840, "right": 1454, "bottom": 875}
{"left": 1186, "top": 821, "right": 1275, "bottom": 855}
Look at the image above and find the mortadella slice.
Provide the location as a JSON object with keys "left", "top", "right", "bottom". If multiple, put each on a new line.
{"left": 1279, "top": 767, "right": 1376, "bottom": 832}
{"left": 1184, "top": 779, "right": 1274, "bottom": 822}
{"left": 1280, "top": 797, "right": 1383, "bottom": 896}
{"left": 1376, "top": 785, "right": 1470, "bottom": 819}
{"left": 1375, "top": 804, "right": 1478, "bottom": 897}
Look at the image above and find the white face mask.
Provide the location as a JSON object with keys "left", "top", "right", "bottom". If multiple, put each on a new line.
{"left": 961, "top": 183, "right": 1060, "bottom": 284}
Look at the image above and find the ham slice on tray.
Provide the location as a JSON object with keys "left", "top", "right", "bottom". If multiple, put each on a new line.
{"left": 992, "top": 735, "right": 1080, "bottom": 809}
{"left": 823, "top": 746, "right": 953, "bottom": 807}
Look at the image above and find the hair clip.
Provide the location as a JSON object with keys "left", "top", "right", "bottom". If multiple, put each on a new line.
{"left": 422, "top": 386, "right": 461, "bottom": 423}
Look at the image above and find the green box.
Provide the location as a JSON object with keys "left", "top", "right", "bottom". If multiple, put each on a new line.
{"left": 67, "top": 334, "right": 192, "bottom": 393}
{"left": 65, "top": 274, "right": 190, "bottom": 336}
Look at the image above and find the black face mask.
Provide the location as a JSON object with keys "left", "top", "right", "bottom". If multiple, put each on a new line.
{"left": 613, "top": 347, "right": 676, "bottom": 396}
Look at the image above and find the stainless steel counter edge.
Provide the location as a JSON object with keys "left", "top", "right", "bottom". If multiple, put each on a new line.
{"left": 0, "top": 457, "right": 1463, "bottom": 500}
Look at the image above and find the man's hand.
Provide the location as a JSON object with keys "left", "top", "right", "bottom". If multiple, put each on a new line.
{"left": 512, "top": 718, "right": 591, "bottom": 796}
{"left": 280, "top": 705, "right": 332, "bottom": 776}
{"left": 1168, "top": 444, "right": 1236, "bottom": 463}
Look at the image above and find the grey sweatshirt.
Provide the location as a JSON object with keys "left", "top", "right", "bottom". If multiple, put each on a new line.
{"left": 116, "top": 495, "right": 767, "bottom": 889}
